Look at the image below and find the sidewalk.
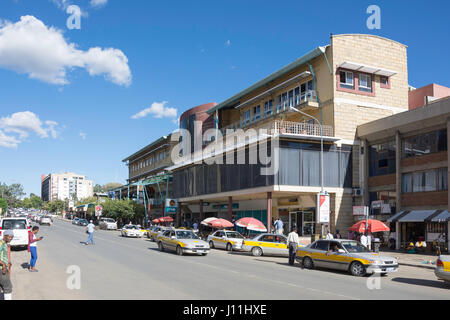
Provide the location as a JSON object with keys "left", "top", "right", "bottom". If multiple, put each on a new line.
{"left": 379, "top": 249, "right": 440, "bottom": 270}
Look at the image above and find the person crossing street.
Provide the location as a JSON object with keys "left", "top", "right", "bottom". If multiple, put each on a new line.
{"left": 85, "top": 220, "right": 97, "bottom": 245}
{"left": 287, "top": 227, "right": 300, "bottom": 266}
{"left": 0, "top": 230, "right": 14, "bottom": 300}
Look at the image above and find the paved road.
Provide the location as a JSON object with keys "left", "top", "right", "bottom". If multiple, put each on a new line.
{"left": 9, "top": 219, "right": 450, "bottom": 300}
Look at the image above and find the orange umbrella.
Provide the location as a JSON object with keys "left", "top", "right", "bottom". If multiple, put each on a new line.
{"left": 208, "top": 218, "right": 234, "bottom": 229}
{"left": 349, "top": 219, "right": 390, "bottom": 233}
{"left": 152, "top": 218, "right": 160, "bottom": 223}
{"left": 235, "top": 217, "right": 267, "bottom": 232}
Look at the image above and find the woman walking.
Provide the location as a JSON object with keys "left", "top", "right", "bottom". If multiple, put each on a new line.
{"left": 28, "top": 226, "right": 43, "bottom": 272}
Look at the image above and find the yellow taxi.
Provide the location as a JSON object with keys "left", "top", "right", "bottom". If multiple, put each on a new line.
{"left": 148, "top": 226, "right": 169, "bottom": 241}
{"left": 435, "top": 255, "right": 450, "bottom": 282}
{"left": 297, "top": 239, "right": 399, "bottom": 276}
{"left": 241, "top": 233, "right": 293, "bottom": 257}
{"left": 157, "top": 229, "right": 210, "bottom": 256}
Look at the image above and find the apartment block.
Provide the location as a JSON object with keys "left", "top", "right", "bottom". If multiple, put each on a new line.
{"left": 41, "top": 172, "right": 94, "bottom": 202}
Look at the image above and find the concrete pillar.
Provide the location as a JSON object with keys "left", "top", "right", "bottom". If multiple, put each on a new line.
{"left": 267, "top": 192, "right": 272, "bottom": 233}
{"left": 395, "top": 131, "right": 402, "bottom": 213}
{"left": 228, "top": 196, "right": 232, "bottom": 221}
{"left": 199, "top": 200, "right": 204, "bottom": 222}
{"left": 177, "top": 202, "right": 182, "bottom": 228}
{"left": 396, "top": 222, "right": 401, "bottom": 251}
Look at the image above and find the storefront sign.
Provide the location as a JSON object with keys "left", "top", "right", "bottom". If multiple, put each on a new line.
{"left": 371, "top": 200, "right": 384, "bottom": 209}
{"left": 95, "top": 205, "right": 103, "bottom": 217}
{"left": 165, "top": 199, "right": 178, "bottom": 213}
{"left": 353, "top": 206, "right": 368, "bottom": 216}
{"left": 381, "top": 204, "right": 391, "bottom": 214}
{"left": 316, "top": 193, "right": 330, "bottom": 223}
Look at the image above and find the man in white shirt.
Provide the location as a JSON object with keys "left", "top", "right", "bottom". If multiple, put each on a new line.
{"left": 287, "top": 228, "right": 300, "bottom": 266}
{"left": 360, "top": 233, "right": 369, "bottom": 248}
{"left": 326, "top": 230, "right": 334, "bottom": 240}
{"left": 85, "top": 220, "right": 96, "bottom": 245}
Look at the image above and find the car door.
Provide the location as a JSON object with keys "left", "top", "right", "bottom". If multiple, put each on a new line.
{"left": 258, "top": 235, "right": 276, "bottom": 255}
{"left": 213, "top": 231, "right": 225, "bottom": 249}
{"left": 324, "top": 241, "right": 349, "bottom": 271}
{"left": 310, "top": 240, "right": 330, "bottom": 268}
{"left": 274, "top": 235, "right": 289, "bottom": 256}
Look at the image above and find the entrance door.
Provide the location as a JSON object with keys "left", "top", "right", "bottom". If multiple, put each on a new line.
{"left": 289, "top": 211, "right": 302, "bottom": 235}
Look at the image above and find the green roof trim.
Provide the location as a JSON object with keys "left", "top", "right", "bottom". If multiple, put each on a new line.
{"left": 206, "top": 46, "right": 328, "bottom": 115}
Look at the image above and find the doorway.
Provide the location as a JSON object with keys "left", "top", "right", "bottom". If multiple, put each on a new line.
{"left": 289, "top": 210, "right": 316, "bottom": 236}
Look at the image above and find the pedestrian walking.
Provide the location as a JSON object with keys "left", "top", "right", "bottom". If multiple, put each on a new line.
{"left": 0, "top": 230, "right": 14, "bottom": 300}
{"left": 334, "top": 229, "right": 342, "bottom": 239}
{"left": 287, "top": 227, "right": 300, "bottom": 266}
{"left": 274, "top": 218, "right": 284, "bottom": 235}
{"left": 28, "top": 226, "right": 43, "bottom": 272}
{"left": 325, "top": 230, "right": 334, "bottom": 240}
{"left": 85, "top": 220, "right": 96, "bottom": 245}
{"left": 360, "top": 233, "right": 369, "bottom": 248}
{"left": 193, "top": 221, "right": 198, "bottom": 231}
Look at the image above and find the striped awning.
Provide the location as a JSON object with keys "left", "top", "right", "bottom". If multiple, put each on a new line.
{"left": 429, "top": 210, "right": 450, "bottom": 223}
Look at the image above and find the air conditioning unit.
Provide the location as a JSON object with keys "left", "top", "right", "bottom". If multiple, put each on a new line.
{"left": 353, "top": 188, "right": 363, "bottom": 197}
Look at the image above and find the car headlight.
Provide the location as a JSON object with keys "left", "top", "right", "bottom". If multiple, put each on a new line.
{"left": 369, "top": 260, "right": 381, "bottom": 265}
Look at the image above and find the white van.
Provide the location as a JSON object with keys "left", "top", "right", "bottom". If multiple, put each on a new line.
{"left": 0, "top": 218, "right": 30, "bottom": 248}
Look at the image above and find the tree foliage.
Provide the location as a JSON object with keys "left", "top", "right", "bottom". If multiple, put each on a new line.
{"left": 0, "top": 198, "right": 7, "bottom": 216}
{"left": 0, "top": 182, "right": 26, "bottom": 208}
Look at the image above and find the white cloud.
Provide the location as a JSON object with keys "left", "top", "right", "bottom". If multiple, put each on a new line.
{"left": 0, "top": 111, "right": 61, "bottom": 148}
{"left": 90, "top": 0, "right": 108, "bottom": 7}
{"left": 0, "top": 15, "right": 131, "bottom": 86}
{"left": 79, "top": 131, "right": 87, "bottom": 140}
{"left": 225, "top": 40, "right": 231, "bottom": 47}
{"left": 131, "top": 102, "right": 178, "bottom": 120}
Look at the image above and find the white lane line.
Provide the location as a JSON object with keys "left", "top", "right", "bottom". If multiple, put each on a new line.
{"left": 54, "top": 221, "right": 359, "bottom": 299}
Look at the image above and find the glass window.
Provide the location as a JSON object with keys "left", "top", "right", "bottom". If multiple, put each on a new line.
{"left": 402, "top": 173, "right": 412, "bottom": 193}
{"left": 243, "top": 110, "right": 250, "bottom": 124}
{"left": 264, "top": 100, "right": 273, "bottom": 116}
{"left": 253, "top": 105, "right": 261, "bottom": 121}
{"left": 438, "top": 168, "right": 448, "bottom": 191}
{"left": 314, "top": 240, "right": 329, "bottom": 251}
{"left": 358, "top": 74, "right": 372, "bottom": 92}
{"left": 339, "top": 70, "right": 354, "bottom": 89}
{"left": 380, "top": 76, "right": 389, "bottom": 86}
{"left": 403, "top": 130, "right": 447, "bottom": 158}
{"left": 261, "top": 235, "right": 275, "bottom": 242}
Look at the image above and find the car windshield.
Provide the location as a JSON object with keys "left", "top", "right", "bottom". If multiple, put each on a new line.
{"left": 341, "top": 241, "right": 370, "bottom": 253}
{"left": 80, "top": 219, "right": 87, "bottom": 223}
{"left": 2, "top": 220, "right": 27, "bottom": 230}
{"left": 225, "top": 232, "right": 244, "bottom": 239}
{"left": 105, "top": 219, "right": 115, "bottom": 223}
{"left": 125, "top": 225, "right": 138, "bottom": 229}
{"left": 176, "top": 231, "right": 199, "bottom": 239}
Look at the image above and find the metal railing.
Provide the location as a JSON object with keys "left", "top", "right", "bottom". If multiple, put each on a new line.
{"left": 271, "top": 120, "right": 334, "bottom": 137}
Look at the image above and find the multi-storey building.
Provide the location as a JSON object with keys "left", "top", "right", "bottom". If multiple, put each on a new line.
{"left": 358, "top": 96, "right": 449, "bottom": 252}
{"left": 41, "top": 172, "right": 94, "bottom": 202}
{"left": 169, "top": 34, "right": 410, "bottom": 240}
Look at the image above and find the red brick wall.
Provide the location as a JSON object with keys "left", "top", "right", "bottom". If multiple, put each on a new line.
{"left": 368, "top": 174, "right": 396, "bottom": 187}
{"left": 401, "top": 152, "right": 448, "bottom": 168}
{"left": 401, "top": 191, "right": 448, "bottom": 207}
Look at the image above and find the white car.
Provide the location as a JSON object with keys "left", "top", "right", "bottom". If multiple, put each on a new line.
{"left": 207, "top": 230, "right": 245, "bottom": 251}
{"left": 40, "top": 216, "right": 52, "bottom": 226}
{"left": 121, "top": 225, "right": 142, "bottom": 238}
{"left": 0, "top": 218, "right": 30, "bottom": 249}
{"left": 99, "top": 218, "right": 117, "bottom": 230}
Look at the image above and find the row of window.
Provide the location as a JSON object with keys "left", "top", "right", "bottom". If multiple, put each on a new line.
{"left": 130, "top": 150, "right": 167, "bottom": 173}
{"left": 403, "top": 129, "right": 447, "bottom": 158}
{"left": 242, "top": 79, "right": 315, "bottom": 123}
{"left": 402, "top": 168, "right": 448, "bottom": 193}
{"left": 338, "top": 69, "right": 389, "bottom": 94}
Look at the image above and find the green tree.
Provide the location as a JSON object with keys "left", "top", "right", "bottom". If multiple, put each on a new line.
{"left": 0, "top": 198, "right": 7, "bottom": 216}
{"left": 30, "top": 195, "right": 42, "bottom": 209}
{"left": 93, "top": 184, "right": 104, "bottom": 193}
{"left": 0, "top": 183, "right": 26, "bottom": 207}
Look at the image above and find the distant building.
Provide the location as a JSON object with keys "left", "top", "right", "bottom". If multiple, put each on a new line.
{"left": 41, "top": 172, "right": 94, "bottom": 202}
{"left": 409, "top": 83, "right": 450, "bottom": 110}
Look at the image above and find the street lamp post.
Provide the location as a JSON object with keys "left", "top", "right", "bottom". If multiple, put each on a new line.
{"left": 289, "top": 106, "right": 325, "bottom": 236}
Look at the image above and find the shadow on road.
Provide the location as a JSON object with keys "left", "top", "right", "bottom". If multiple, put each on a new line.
{"left": 21, "top": 263, "right": 30, "bottom": 270}
{"left": 391, "top": 277, "right": 450, "bottom": 289}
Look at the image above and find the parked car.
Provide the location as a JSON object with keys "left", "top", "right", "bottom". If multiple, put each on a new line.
{"left": 157, "top": 229, "right": 209, "bottom": 256}
{"left": 78, "top": 219, "right": 88, "bottom": 227}
{"left": 121, "top": 225, "right": 142, "bottom": 238}
{"left": 0, "top": 218, "right": 30, "bottom": 249}
{"left": 72, "top": 218, "right": 80, "bottom": 225}
{"left": 435, "top": 255, "right": 450, "bottom": 283}
{"left": 241, "top": 233, "right": 291, "bottom": 257}
{"left": 297, "top": 239, "right": 399, "bottom": 277}
{"left": 99, "top": 218, "right": 117, "bottom": 230}
{"left": 207, "top": 230, "right": 245, "bottom": 251}
{"left": 39, "top": 216, "right": 52, "bottom": 226}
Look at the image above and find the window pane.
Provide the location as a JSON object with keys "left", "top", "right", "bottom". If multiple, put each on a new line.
{"left": 424, "top": 170, "right": 437, "bottom": 191}
{"left": 413, "top": 172, "right": 423, "bottom": 192}
{"left": 438, "top": 168, "right": 448, "bottom": 191}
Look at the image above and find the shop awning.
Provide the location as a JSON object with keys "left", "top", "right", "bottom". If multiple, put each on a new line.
{"left": 389, "top": 210, "right": 438, "bottom": 223}
{"left": 429, "top": 210, "right": 450, "bottom": 223}
{"left": 338, "top": 61, "right": 397, "bottom": 77}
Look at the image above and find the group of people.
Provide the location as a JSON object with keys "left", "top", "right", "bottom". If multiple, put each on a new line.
{"left": 0, "top": 226, "right": 44, "bottom": 300}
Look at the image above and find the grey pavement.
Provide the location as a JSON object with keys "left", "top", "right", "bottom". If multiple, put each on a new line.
{"left": 8, "top": 219, "right": 450, "bottom": 300}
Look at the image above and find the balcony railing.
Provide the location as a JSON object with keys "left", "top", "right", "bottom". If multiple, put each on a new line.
{"left": 219, "top": 90, "right": 317, "bottom": 137}
{"left": 271, "top": 120, "right": 334, "bottom": 137}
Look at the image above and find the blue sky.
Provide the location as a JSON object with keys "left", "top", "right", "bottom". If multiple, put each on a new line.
{"left": 0, "top": 0, "right": 449, "bottom": 196}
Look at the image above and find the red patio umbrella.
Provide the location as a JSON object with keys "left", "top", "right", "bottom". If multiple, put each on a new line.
{"left": 349, "top": 219, "right": 390, "bottom": 233}
{"left": 159, "top": 216, "right": 174, "bottom": 223}
{"left": 208, "top": 218, "right": 234, "bottom": 229}
{"left": 235, "top": 217, "right": 267, "bottom": 232}
{"left": 152, "top": 218, "right": 161, "bottom": 223}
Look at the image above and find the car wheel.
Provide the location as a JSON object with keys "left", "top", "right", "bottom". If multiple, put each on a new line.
{"left": 176, "top": 245, "right": 183, "bottom": 256}
{"left": 380, "top": 273, "right": 388, "bottom": 277}
{"left": 349, "top": 261, "right": 366, "bottom": 277}
{"left": 252, "top": 247, "right": 263, "bottom": 257}
{"left": 201, "top": 253, "right": 208, "bottom": 256}
{"left": 302, "top": 256, "right": 314, "bottom": 269}
{"left": 226, "top": 243, "right": 233, "bottom": 252}
{"left": 209, "top": 241, "right": 215, "bottom": 249}
{"left": 158, "top": 242, "right": 164, "bottom": 252}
